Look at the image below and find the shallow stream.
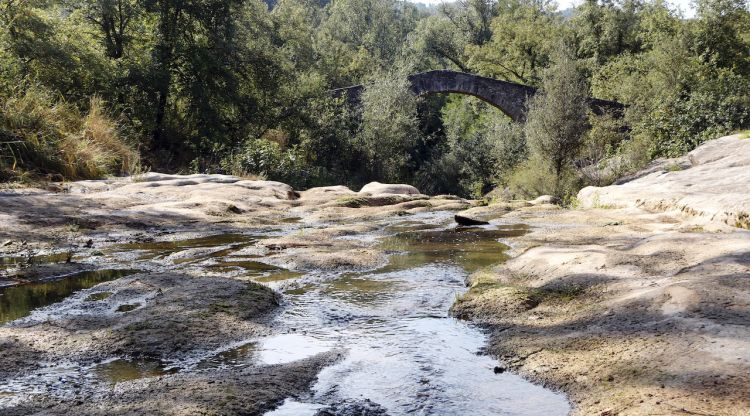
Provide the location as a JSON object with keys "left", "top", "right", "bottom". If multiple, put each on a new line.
{"left": 263, "top": 213, "right": 568, "bottom": 415}
{"left": 0, "top": 211, "right": 570, "bottom": 415}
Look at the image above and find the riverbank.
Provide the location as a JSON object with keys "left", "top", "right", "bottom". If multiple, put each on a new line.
{"left": 452, "top": 133, "right": 750, "bottom": 415}
{"left": 1, "top": 134, "right": 748, "bottom": 415}
{"left": 0, "top": 175, "right": 480, "bottom": 414}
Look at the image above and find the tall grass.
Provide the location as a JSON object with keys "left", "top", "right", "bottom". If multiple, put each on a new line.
{"left": 0, "top": 87, "right": 139, "bottom": 181}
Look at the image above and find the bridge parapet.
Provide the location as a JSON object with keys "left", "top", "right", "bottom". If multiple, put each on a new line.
{"left": 332, "top": 70, "right": 624, "bottom": 122}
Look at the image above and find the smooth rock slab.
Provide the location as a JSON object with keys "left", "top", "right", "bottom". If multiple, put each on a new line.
{"left": 359, "top": 182, "right": 420, "bottom": 196}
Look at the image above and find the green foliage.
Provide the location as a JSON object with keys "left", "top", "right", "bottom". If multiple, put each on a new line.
{"left": 524, "top": 47, "right": 590, "bottom": 196}
{"left": 506, "top": 154, "right": 578, "bottom": 199}
{"left": 221, "top": 138, "right": 312, "bottom": 185}
{"left": 467, "top": 0, "right": 560, "bottom": 84}
{"left": 0, "top": 0, "right": 748, "bottom": 201}
{"left": 578, "top": 111, "right": 627, "bottom": 186}
{"left": 357, "top": 72, "right": 422, "bottom": 182}
{"left": 640, "top": 68, "right": 750, "bottom": 157}
{"left": 415, "top": 96, "right": 525, "bottom": 198}
{"left": 316, "top": 0, "right": 421, "bottom": 85}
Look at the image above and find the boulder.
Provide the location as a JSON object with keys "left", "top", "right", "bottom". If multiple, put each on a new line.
{"left": 578, "top": 134, "right": 750, "bottom": 228}
{"left": 359, "top": 181, "right": 420, "bottom": 196}
{"left": 299, "top": 185, "right": 356, "bottom": 202}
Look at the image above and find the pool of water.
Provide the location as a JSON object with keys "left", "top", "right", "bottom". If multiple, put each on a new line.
{"left": 94, "top": 358, "right": 178, "bottom": 384}
{"left": 0, "top": 269, "right": 138, "bottom": 324}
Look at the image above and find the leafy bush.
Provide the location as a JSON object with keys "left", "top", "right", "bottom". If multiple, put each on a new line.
{"left": 221, "top": 138, "right": 323, "bottom": 187}
{"left": 506, "top": 154, "right": 579, "bottom": 199}
{"left": 415, "top": 98, "right": 527, "bottom": 198}
{"left": 639, "top": 69, "right": 750, "bottom": 157}
{"left": 357, "top": 72, "right": 422, "bottom": 182}
{"left": 577, "top": 112, "right": 628, "bottom": 186}
{"left": 524, "top": 48, "right": 590, "bottom": 197}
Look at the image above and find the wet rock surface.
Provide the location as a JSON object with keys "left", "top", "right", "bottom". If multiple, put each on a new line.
{"left": 454, "top": 214, "right": 490, "bottom": 226}
{"left": 314, "top": 399, "right": 389, "bottom": 415}
{"left": 1, "top": 175, "right": 570, "bottom": 415}
{"left": 2, "top": 136, "right": 748, "bottom": 416}
{"left": 450, "top": 135, "right": 750, "bottom": 415}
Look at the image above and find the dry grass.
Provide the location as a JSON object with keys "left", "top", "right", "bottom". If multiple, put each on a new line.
{"left": 1, "top": 87, "right": 140, "bottom": 181}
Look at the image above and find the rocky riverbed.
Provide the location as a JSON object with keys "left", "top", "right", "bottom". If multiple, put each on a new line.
{"left": 453, "top": 133, "right": 750, "bottom": 415}
{"left": 1, "top": 134, "right": 749, "bottom": 415}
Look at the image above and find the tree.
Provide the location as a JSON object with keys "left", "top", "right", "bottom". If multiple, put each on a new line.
{"left": 315, "top": 0, "right": 420, "bottom": 86}
{"left": 407, "top": 15, "right": 470, "bottom": 72}
{"left": 524, "top": 47, "right": 589, "bottom": 195}
{"left": 357, "top": 72, "right": 421, "bottom": 182}
{"left": 694, "top": 0, "right": 750, "bottom": 74}
{"left": 573, "top": 0, "right": 645, "bottom": 68}
{"left": 64, "top": 0, "right": 142, "bottom": 59}
{"left": 441, "top": 0, "right": 497, "bottom": 46}
{"left": 466, "top": 0, "right": 561, "bottom": 84}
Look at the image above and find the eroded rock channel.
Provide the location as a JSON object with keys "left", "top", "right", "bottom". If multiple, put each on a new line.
{"left": 0, "top": 177, "right": 569, "bottom": 415}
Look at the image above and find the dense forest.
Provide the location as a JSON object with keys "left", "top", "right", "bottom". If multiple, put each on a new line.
{"left": 1, "top": 0, "right": 748, "bottom": 199}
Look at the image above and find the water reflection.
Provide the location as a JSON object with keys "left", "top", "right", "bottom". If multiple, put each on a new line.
{"left": 197, "top": 342, "right": 257, "bottom": 370}
{"left": 377, "top": 225, "right": 528, "bottom": 273}
{"left": 94, "top": 358, "right": 177, "bottom": 384}
{"left": 0, "top": 269, "right": 138, "bottom": 324}
{"left": 263, "top": 221, "right": 568, "bottom": 415}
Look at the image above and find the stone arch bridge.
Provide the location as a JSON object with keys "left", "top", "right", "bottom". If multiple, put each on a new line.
{"left": 332, "top": 70, "right": 623, "bottom": 122}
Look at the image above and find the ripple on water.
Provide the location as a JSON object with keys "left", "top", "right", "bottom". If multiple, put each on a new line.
{"left": 257, "top": 334, "right": 333, "bottom": 365}
{"left": 196, "top": 341, "right": 257, "bottom": 370}
{"left": 261, "top": 223, "right": 568, "bottom": 416}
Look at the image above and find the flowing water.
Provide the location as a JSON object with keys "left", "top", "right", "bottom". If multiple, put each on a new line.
{"left": 0, "top": 212, "right": 570, "bottom": 415}
{"left": 261, "top": 214, "right": 568, "bottom": 415}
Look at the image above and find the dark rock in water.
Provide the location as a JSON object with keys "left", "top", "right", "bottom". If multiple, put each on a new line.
{"left": 454, "top": 215, "right": 490, "bottom": 226}
{"left": 315, "top": 399, "right": 389, "bottom": 416}
{"left": 493, "top": 365, "right": 506, "bottom": 374}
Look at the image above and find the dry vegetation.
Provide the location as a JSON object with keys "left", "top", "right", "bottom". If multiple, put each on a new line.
{"left": 0, "top": 88, "right": 139, "bottom": 182}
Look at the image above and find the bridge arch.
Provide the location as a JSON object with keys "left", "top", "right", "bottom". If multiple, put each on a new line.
{"left": 333, "top": 70, "right": 623, "bottom": 122}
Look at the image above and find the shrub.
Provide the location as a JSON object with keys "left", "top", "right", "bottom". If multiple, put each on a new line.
{"left": 524, "top": 48, "right": 590, "bottom": 196}
{"left": 221, "top": 138, "right": 319, "bottom": 187}
{"left": 0, "top": 87, "right": 139, "bottom": 181}
{"left": 506, "top": 154, "right": 580, "bottom": 200}
{"left": 357, "top": 72, "right": 421, "bottom": 182}
{"left": 577, "top": 111, "right": 628, "bottom": 186}
{"left": 639, "top": 69, "right": 750, "bottom": 157}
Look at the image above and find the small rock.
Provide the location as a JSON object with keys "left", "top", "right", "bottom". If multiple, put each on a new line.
{"left": 493, "top": 365, "right": 506, "bottom": 374}
{"left": 227, "top": 204, "right": 243, "bottom": 214}
{"left": 84, "top": 239, "right": 94, "bottom": 248}
{"left": 455, "top": 215, "right": 489, "bottom": 226}
{"left": 1, "top": 240, "right": 13, "bottom": 247}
